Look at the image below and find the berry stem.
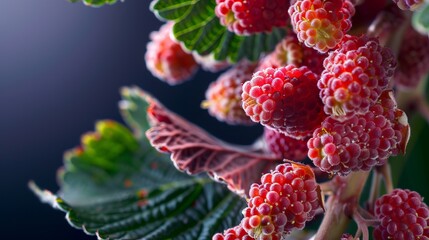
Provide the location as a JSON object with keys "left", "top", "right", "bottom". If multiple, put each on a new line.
{"left": 379, "top": 163, "right": 394, "bottom": 194}
{"left": 367, "top": 170, "right": 381, "bottom": 212}
{"left": 314, "top": 171, "right": 370, "bottom": 240}
{"left": 353, "top": 210, "right": 379, "bottom": 240}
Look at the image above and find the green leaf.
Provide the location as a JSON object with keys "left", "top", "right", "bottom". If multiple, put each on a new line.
{"left": 412, "top": 3, "right": 429, "bottom": 35}
{"left": 32, "top": 94, "right": 246, "bottom": 239}
{"left": 150, "top": 0, "right": 287, "bottom": 62}
{"left": 68, "top": 0, "right": 119, "bottom": 7}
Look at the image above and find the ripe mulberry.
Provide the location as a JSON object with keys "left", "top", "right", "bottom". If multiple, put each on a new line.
{"left": 242, "top": 163, "right": 320, "bottom": 239}
{"left": 215, "top": 0, "right": 289, "bottom": 35}
{"left": 257, "top": 35, "right": 327, "bottom": 75}
{"left": 242, "top": 65, "right": 326, "bottom": 139}
{"left": 318, "top": 35, "right": 397, "bottom": 119}
{"left": 288, "top": 0, "right": 355, "bottom": 53}
{"left": 395, "top": 26, "right": 429, "bottom": 90}
{"left": 263, "top": 127, "right": 308, "bottom": 161}
{"left": 373, "top": 189, "right": 429, "bottom": 240}
{"left": 203, "top": 60, "right": 257, "bottom": 125}
{"left": 307, "top": 97, "right": 400, "bottom": 175}
{"left": 145, "top": 22, "right": 198, "bottom": 85}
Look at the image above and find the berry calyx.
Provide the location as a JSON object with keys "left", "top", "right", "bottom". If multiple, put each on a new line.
{"left": 263, "top": 127, "right": 308, "bottom": 161}
{"left": 242, "top": 163, "right": 320, "bottom": 239}
{"left": 288, "top": 0, "right": 355, "bottom": 53}
{"left": 202, "top": 60, "right": 257, "bottom": 126}
{"left": 242, "top": 65, "right": 326, "bottom": 139}
{"left": 318, "top": 35, "right": 397, "bottom": 119}
{"left": 373, "top": 189, "right": 429, "bottom": 240}
{"left": 215, "top": 0, "right": 290, "bottom": 36}
{"left": 145, "top": 22, "right": 198, "bottom": 85}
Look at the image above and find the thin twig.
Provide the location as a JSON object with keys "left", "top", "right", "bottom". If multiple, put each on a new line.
{"left": 367, "top": 170, "right": 381, "bottom": 212}
{"left": 379, "top": 163, "right": 394, "bottom": 194}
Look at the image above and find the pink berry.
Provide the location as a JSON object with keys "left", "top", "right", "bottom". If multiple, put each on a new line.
{"left": 242, "top": 163, "right": 320, "bottom": 239}
{"left": 215, "top": 0, "right": 290, "bottom": 36}
{"left": 318, "top": 35, "right": 397, "bottom": 119}
{"left": 288, "top": 0, "right": 355, "bottom": 53}
{"left": 242, "top": 65, "right": 327, "bottom": 139}
{"left": 374, "top": 189, "right": 429, "bottom": 240}
{"left": 203, "top": 60, "right": 257, "bottom": 125}
{"left": 263, "top": 127, "right": 309, "bottom": 161}
{"left": 145, "top": 22, "right": 198, "bottom": 85}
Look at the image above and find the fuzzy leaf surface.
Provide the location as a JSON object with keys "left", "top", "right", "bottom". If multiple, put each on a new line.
{"left": 32, "top": 107, "right": 246, "bottom": 239}
{"left": 138, "top": 88, "right": 282, "bottom": 196}
{"left": 150, "top": 0, "right": 286, "bottom": 62}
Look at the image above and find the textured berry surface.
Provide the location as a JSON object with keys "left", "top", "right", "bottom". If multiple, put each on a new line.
{"left": 288, "top": 0, "right": 355, "bottom": 53}
{"left": 215, "top": 0, "right": 289, "bottom": 35}
{"left": 318, "top": 35, "right": 397, "bottom": 119}
{"left": 213, "top": 225, "right": 254, "bottom": 240}
{"left": 203, "top": 60, "right": 257, "bottom": 125}
{"left": 257, "top": 35, "right": 327, "bottom": 75}
{"left": 395, "top": 26, "right": 429, "bottom": 90}
{"left": 307, "top": 97, "right": 400, "bottom": 175}
{"left": 374, "top": 189, "right": 429, "bottom": 240}
{"left": 145, "top": 22, "right": 198, "bottom": 85}
{"left": 263, "top": 127, "right": 308, "bottom": 161}
{"left": 393, "top": 0, "right": 424, "bottom": 10}
{"left": 242, "top": 65, "right": 326, "bottom": 139}
{"left": 242, "top": 163, "right": 320, "bottom": 239}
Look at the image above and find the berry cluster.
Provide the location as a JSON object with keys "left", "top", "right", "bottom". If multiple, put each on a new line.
{"left": 242, "top": 163, "right": 320, "bottom": 239}
{"left": 374, "top": 189, "right": 429, "bottom": 239}
{"left": 318, "top": 35, "right": 396, "bottom": 118}
{"left": 145, "top": 22, "right": 198, "bottom": 85}
{"left": 213, "top": 225, "right": 254, "bottom": 240}
{"left": 307, "top": 91, "right": 402, "bottom": 175}
{"left": 263, "top": 127, "right": 308, "bottom": 161}
{"left": 289, "top": 0, "right": 355, "bottom": 53}
{"left": 203, "top": 60, "right": 257, "bottom": 125}
{"left": 257, "top": 35, "right": 327, "bottom": 75}
{"left": 242, "top": 65, "right": 326, "bottom": 139}
{"left": 395, "top": 26, "right": 429, "bottom": 89}
{"left": 215, "top": 0, "right": 289, "bottom": 35}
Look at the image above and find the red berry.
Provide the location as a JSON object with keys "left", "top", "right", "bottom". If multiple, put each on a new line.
{"left": 374, "top": 189, "right": 429, "bottom": 240}
{"left": 257, "top": 35, "right": 327, "bottom": 75}
{"left": 213, "top": 224, "right": 254, "bottom": 240}
{"left": 395, "top": 26, "right": 429, "bottom": 90}
{"left": 263, "top": 127, "right": 308, "bottom": 161}
{"left": 145, "top": 22, "right": 198, "bottom": 85}
{"left": 318, "top": 35, "right": 397, "bottom": 119}
{"left": 242, "top": 65, "right": 326, "bottom": 139}
{"left": 203, "top": 60, "right": 257, "bottom": 125}
{"left": 307, "top": 96, "right": 400, "bottom": 175}
{"left": 242, "top": 163, "right": 320, "bottom": 239}
{"left": 215, "top": 0, "right": 290, "bottom": 35}
{"left": 288, "top": 0, "right": 355, "bottom": 53}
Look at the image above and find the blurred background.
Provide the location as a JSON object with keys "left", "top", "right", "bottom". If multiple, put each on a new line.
{"left": 0, "top": 1, "right": 263, "bottom": 239}
{"left": 0, "top": 1, "right": 427, "bottom": 239}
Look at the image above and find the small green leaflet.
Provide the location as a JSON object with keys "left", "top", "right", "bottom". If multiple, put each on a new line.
{"left": 31, "top": 88, "right": 246, "bottom": 240}
{"left": 68, "top": 0, "right": 119, "bottom": 7}
{"left": 412, "top": 3, "right": 429, "bottom": 35}
{"left": 150, "top": 0, "right": 286, "bottom": 62}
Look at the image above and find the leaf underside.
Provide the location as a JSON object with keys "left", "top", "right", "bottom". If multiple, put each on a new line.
{"left": 141, "top": 88, "right": 282, "bottom": 196}
{"left": 31, "top": 88, "right": 248, "bottom": 240}
{"left": 68, "top": 0, "right": 118, "bottom": 7}
{"left": 150, "top": 0, "right": 287, "bottom": 62}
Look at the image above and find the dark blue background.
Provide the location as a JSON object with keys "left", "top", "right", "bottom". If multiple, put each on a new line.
{"left": 0, "top": 1, "right": 262, "bottom": 239}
